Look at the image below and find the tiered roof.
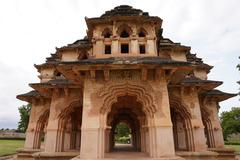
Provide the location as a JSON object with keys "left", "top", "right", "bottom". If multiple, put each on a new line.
{"left": 17, "top": 5, "right": 237, "bottom": 103}
{"left": 100, "top": 5, "right": 149, "bottom": 17}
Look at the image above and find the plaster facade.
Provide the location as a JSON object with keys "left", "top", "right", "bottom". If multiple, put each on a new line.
{"left": 17, "top": 5, "right": 237, "bottom": 160}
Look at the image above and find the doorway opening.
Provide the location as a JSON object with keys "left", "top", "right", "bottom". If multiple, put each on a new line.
{"left": 106, "top": 95, "right": 147, "bottom": 153}
{"left": 113, "top": 122, "right": 133, "bottom": 151}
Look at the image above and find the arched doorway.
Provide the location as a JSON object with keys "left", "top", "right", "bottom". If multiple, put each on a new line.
{"left": 201, "top": 107, "right": 215, "bottom": 148}
{"left": 170, "top": 98, "right": 194, "bottom": 151}
{"left": 113, "top": 122, "right": 132, "bottom": 151}
{"left": 33, "top": 110, "right": 49, "bottom": 149}
{"left": 56, "top": 101, "right": 82, "bottom": 152}
{"left": 106, "top": 95, "right": 147, "bottom": 154}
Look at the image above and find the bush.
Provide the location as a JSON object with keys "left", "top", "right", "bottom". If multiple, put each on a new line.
{"left": 115, "top": 136, "right": 131, "bottom": 144}
{"left": 225, "top": 141, "right": 240, "bottom": 145}
{"left": 0, "top": 137, "right": 25, "bottom": 140}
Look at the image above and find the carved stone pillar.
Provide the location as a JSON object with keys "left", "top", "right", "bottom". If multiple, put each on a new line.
{"left": 190, "top": 120, "right": 207, "bottom": 151}
{"left": 44, "top": 90, "right": 64, "bottom": 152}
{"left": 24, "top": 100, "right": 50, "bottom": 150}
{"left": 112, "top": 38, "right": 119, "bottom": 55}
{"left": 105, "top": 128, "right": 111, "bottom": 152}
{"left": 146, "top": 38, "right": 156, "bottom": 55}
{"left": 140, "top": 127, "right": 146, "bottom": 152}
{"left": 130, "top": 37, "right": 138, "bottom": 55}
{"left": 189, "top": 95, "right": 208, "bottom": 151}
{"left": 24, "top": 104, "right": 37, "bottom": 149}
{"left": 146, "top": 71, "right": 176, "bottom": 158}
{"left": 80, "top": 80, "right": 104, "bottom": 159}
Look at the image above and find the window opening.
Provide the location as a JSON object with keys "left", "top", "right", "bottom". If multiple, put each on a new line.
{"left": 139, "top": 45, "right": 146, "bottom": 54}
{"left": 120, "top": 30, "right": 129, "bottom": 38}
{"left": 104, "top": 32, "right": 111, "bottom": 38}
{"left": 121, "top": 44, "right": 129, "bottom": 54}
{"left": 138, "top": 31, "right": 146, "bottom": 37}
{"left": 105, "top": 45, "right": 111, "bottom": 54}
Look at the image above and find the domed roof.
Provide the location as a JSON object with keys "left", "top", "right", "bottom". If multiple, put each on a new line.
{"left": 100, "top": 5, "right": 149, "bottom": 17}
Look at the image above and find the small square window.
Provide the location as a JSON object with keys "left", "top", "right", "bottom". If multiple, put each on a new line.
{"left": 139, "top": 45, "right": 145, "bottom": 54}
{"left": 105, "top": 45, "right": 111, "bottom": 54}
{"left": 121, "top": 44, "right": 129, "bottom": 54}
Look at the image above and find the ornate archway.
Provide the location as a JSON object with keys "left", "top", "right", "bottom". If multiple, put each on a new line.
{"left": 98, "top": 82, "right": 158, "bottom": 117}
{"left": 170, "top": 97, "right": 195, "bottom": 151}
{"left": 33, "top": 109, "right": 49, "bottom": 149}
{"left": 106, "top": 95, "right": 145, "bottom": 152}
{"left": 201, "top": 107, "right": 215, "bottom": 148}
{"left": 56, "top": 101, "right": 82, "bottom": 152}
{"left": 97, "top": 82, "right": 159, "bottom": 157}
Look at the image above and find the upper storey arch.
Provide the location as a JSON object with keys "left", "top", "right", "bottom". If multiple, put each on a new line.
{"left": 138, "top": 27, "right": 147, "bottom": 37}
{"left": 102, "top": 27, "right": 112, "bottom": 38}
{"left": 117, "top": 24, "right": 133, "bottom": 38}
{"left": 84, "top": 5, "right": 162, "bottom": 57}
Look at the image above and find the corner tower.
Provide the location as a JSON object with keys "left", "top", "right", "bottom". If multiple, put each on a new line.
{"left": 86, "top": 5, "right": 161, "bottom": 58}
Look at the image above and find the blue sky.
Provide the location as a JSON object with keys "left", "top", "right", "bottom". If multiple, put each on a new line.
{"left": 0, "top": 0, "right": 239, "bottom": 129}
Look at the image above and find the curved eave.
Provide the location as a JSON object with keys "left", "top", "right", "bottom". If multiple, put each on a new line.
{"left": 177, "top": 77, "right": 223, "bottom": 91}
{"left": 86, "top": 15, "right": 162, "bottom": 26}
{"left": 56, "top": 45, "right": 92, "bottom": 52}
{"left": 59, "top": 57, "right": 192, "bottom": 69}
{"left": 159, "top": 44, "right": 191, "bottom": 52}
{"left": 181, "top": 80, "right": 222, "bottom": 86}
{"left": 202, "top": 90, "right": 238, "bottom": 102}
{"left": 16, "top": 91, "right": 47, "bottom": 103}
{"left": 86, "top": 16, "right": 162, "bottom": 38}
{"left": 195, "top": 63, "right": 213, "bottom": 73}
{"left": 34, "top": 63, "right": 58, "bottom": 72}
{"left": 29, "top": 82, "right": 82, "bottom": 90}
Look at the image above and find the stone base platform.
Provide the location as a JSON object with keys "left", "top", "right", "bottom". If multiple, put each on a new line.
{"left": 71, "top": 152, "right": 184, "bottom": 160}
{"left": 208, "top": 148, "right": 236, "bottom": 160}
{"left": 176, "top": 149, "right": 236, "bottom": 160}
{"left": 16, "top": 148, "right": 42, "bottom": 160}
{"left": 32, "top": 151, "right": 79, "bottom": 160}
{"left": 16, "top": 150, "right": 237, "bottom": 160}
{"left": 177, "top": 151, "right": 218, "bottom": 160}
{"left": 16, "top": 149, "right": 79, "bottom": 160}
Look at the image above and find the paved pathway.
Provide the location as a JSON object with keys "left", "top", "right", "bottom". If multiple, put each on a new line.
{"left": 0, "top": 155, "right": 16, "bottom": 160}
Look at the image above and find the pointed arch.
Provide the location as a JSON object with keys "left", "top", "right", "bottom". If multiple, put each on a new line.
{"left": 78, "top": 50, "right": 89, "bottom": 60}
{"left": 117, "top": 24, "right": 133, "bottom": 38}
{"left": 98, "top": 81, "right": 159, "bottom": 118}
{"left": 102, "top": 28, "right": 112, "bottom": 38}
{"left": 33, "top": 109, "right": 49, "bottom": 149}
{"left": 170, "top": 96, "right": 195, "bottom": 151}
{"left": 55, "top": 100, "right": 82, "bottom": 152}
{"left": 201, "top": 106, "right": 215, "bottom": 148}
{"left": 138, "top": 27, "right": 148, "bottom": 37}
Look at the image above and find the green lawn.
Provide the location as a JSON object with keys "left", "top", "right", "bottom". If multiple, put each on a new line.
{"left": 0, "top": 139, "right": 25, "bottom": 157}
{"left": 225, "top": 144, "right": 240, "bottom": 155}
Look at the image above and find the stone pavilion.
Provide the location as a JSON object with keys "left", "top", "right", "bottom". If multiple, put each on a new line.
{"left": 17, "top": 5, "right": 237, "bottom": 160}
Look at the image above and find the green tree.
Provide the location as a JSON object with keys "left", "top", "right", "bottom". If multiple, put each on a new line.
{"left": 115, "top": 122, "right": 130, "bottom": 137}
{"left": 17, "top": 104, "right": 31, "bottom": 133}
{"left": 115, "top": 122, "right": 131, "bottom": 143}
{"left": 220, "top": 107, "right": 240, "bottom": 140}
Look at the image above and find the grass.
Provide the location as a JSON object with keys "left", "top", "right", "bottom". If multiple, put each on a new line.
{"left": 0, "top": 139, "right": 24, "bottom": 157}
{"left": 0, "top": 139, "right": 239, "bottom": 157}
{"left": 225, "top": 144, "right": 240, "bottom": 155}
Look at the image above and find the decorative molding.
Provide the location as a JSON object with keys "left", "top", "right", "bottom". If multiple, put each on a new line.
{"left": 97, "top": 81, "right": 160, "bottom": 117}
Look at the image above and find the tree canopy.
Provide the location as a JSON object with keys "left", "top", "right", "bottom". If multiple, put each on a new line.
{"left": 220, "top": 107, "right": 240, "bottom": 140}
{"left": 114, "top": 122, "right": 131, "bottom": 144}
{"left": 17, "top": 104, "right": 31, "bottom": 133}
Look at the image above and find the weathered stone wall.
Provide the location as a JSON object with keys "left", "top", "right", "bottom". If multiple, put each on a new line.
{"left": 0, "top": 130, "right": 25, "bottom": 139}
